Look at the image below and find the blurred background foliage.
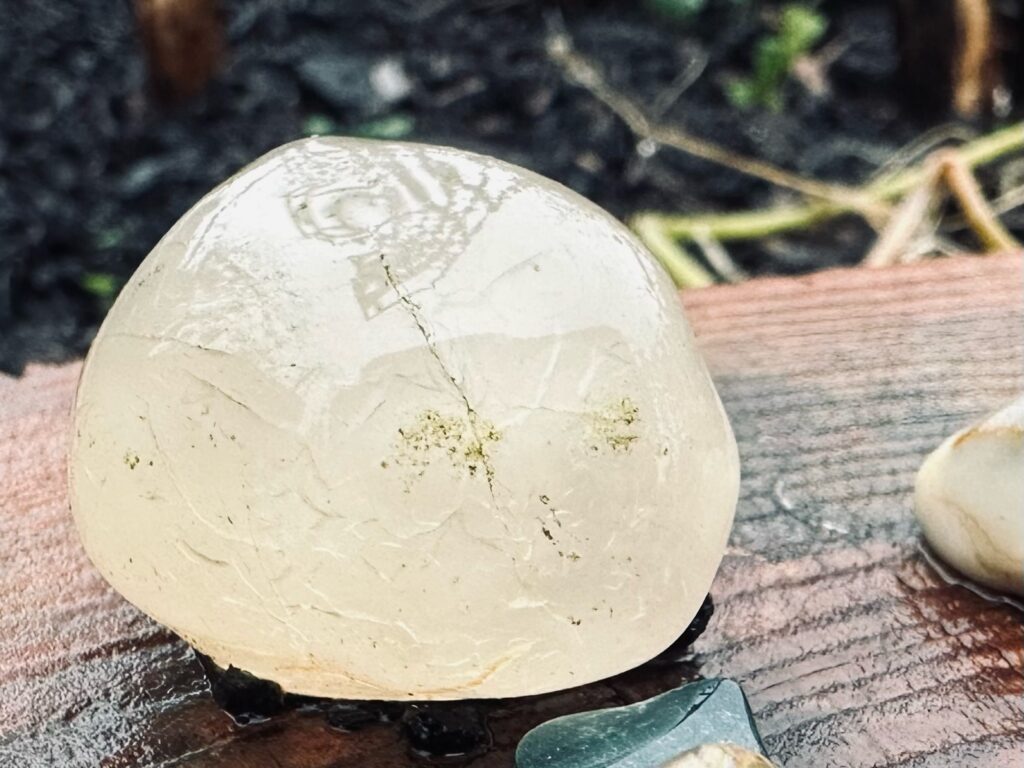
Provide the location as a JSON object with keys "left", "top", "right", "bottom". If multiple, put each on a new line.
{"left": 1, "top": 0, "right": 1021, "bottom": 372}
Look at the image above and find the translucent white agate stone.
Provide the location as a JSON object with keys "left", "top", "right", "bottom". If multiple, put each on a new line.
{"left": 916, "top": 396, "right": 1023, "bottom": 596}
{"left": 70, "top": 138, "right": 739, "bottom": 699}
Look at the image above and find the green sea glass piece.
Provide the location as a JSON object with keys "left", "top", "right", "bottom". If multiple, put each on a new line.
{"left": 515, "top": 678, "right": 766, "bottom": 768}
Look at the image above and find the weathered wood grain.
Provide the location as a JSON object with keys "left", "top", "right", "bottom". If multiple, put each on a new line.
{"left": 1, "top": 254, "right": 1021, "bottom": 767}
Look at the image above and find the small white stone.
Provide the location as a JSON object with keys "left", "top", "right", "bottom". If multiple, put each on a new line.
{"left": 660, "top": 744, "right": 777, "bottom": 768}
{"left": 915, "top": 396, "right": 1024, "bottom": 596}
{"left": 69, "top": 138, "right": 739, "bottom": 700}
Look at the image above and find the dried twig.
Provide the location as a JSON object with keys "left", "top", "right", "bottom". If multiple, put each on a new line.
{"left": 937, "top": 150, "right": 1021, "bottom": 251}
{"left": 990, "top": 183, "right": 1024, "bottom": 216}
{"left": 651, "top": 50, "right": 709, "bottom": 119}
{"left": 544, "top": 22, "right": 879, "bottom": 215}
{"left": 869, "top": 145, "right": 1022, "bottom": 264}
{"left": 864, "top": 158, "right": 944, "bottom": 267}
{"left": 691, "top": 231, "right": 749, "bottom": 283}
{"left": 868, "top": 123, "right": 975, "bottom": 184}
{"left": 637, "top": 125, "right": 1024, "bottom": 283}
{"left": 939, "top": 181, "right": 1024, "bottom": 231}
{"left": 545, "top": 14, "right": 1023, "bottom": 285}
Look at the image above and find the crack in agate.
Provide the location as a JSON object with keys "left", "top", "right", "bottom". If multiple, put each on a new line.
{"left": 379, "top": 252, "right": 501, "bottom": 501}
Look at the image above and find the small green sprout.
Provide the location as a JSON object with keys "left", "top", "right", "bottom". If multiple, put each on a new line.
{"left": 352, "top": 114, "right": 415, "bottom": 140}
{"left": 727, "top": 4, "right": 827, "bottom": 111}
{"left": 80, "top": 272, "right": 120, "bottom": 303}
{"left": 302, "top": 113, "right": 338, "bottom": 137}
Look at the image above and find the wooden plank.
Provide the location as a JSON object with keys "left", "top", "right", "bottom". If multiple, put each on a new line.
{"left": 1, "top": 254, "right": 1021, "bottom": 767}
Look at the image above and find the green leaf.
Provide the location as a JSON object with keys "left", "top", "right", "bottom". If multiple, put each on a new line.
{"left": 80, "top": 272, "right": 119, "bottom": 301}
{"left": 724, "top": 2, "right": 827, "bottom": 111}
{"left": 725, "top": 79, "right": 756, "bottom": 109}
{"left": 302, "top": 114, "right": 338, "bottom": 137}
{"left": 780, "top": 4, "right": 827, "bottom": 54}
{"left": 351, "top": 114, "right": 415, "bottom": 140}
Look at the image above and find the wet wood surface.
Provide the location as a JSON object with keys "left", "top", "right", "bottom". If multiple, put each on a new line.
{"left": 2, "top": 254, "right": 1022, "bottom": 767}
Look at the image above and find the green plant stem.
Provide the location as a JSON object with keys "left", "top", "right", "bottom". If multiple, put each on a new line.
{"left": 870, "top": 122, "right": 1024, "bottom": 199}
{"left": 546, "top": 15, "right": 1022, "bottom": 272}
{"left": 632, "top": 214, "right": 715, "bottom": 288}
{"left": 643, "top": 203, "right": 837, "bottom": 242}
{"left": 636, "top": 122, "right": 1024, "bottom": 247}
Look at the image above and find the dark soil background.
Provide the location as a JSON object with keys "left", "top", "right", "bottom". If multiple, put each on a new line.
{"left": 1, "top": 0, "right": 1021, "bottom": 374}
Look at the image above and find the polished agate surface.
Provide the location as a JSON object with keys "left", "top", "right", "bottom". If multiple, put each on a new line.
{"left": 915, "top": 396, "right": 1024, "bottom": 596}
{"left": 69, "top": 138, "right": 739, "bottom": 699}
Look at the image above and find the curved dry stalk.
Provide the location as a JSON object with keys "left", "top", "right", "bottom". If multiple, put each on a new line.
{"left": 937, "top": 149, "right": 1021, "bottom": 251}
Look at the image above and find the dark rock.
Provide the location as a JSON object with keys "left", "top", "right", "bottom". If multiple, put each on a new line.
{"left": 198, "top": 656, "right": 287, "bottom": 724}
{"left": 401, "top": 703, "right": 492, "bottom": 759}
{"left": 326, "top": 701, "right": 404, "bottom": 732}
{"left": 657, "top": 594, "right": 714, "bottom": 659}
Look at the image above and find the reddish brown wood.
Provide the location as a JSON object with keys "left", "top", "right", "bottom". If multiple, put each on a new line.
{"left": 1, "top": 254, "right": 1022, "bottom": 766}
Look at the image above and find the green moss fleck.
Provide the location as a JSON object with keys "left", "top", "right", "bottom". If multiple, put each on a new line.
{"left": 588, "top": 397, "right": 642, "bottom": 453}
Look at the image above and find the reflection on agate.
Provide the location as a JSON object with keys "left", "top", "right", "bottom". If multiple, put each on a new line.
{"left": 281, "top": 140, "right": 520, "bottom": 319}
